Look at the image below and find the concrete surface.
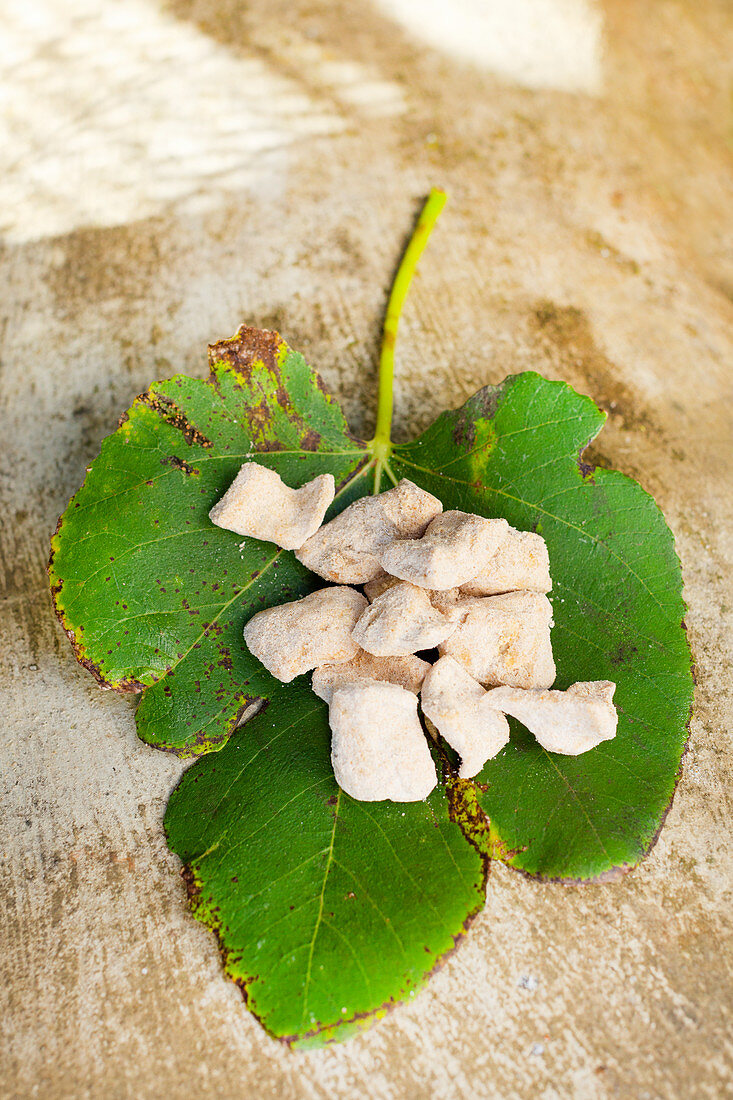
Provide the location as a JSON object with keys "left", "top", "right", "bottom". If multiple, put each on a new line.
{"left": 2, "top": 1, "right": 732, "bottom": 1097}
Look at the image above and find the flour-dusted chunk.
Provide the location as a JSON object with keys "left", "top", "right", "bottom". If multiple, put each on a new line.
{"left": 312, "top": 650, "right": 429, "bottom": 703}
{"left": 439, "top": 591, "right": 555, "bottom": 688}
{"left": 352, "top": 581, "right": 458, "bottom": 656}
{"left": 363, "top": 573, "right": 401, "bottom": 601}
{"left": 379, "top": 511, "right": 509, "bottom": 590}
{"left": 209, "top": 462, "right": 334, "bottom": 550}
{"left": 460, "top": 528, "right": 551, "bottom": 597}
{"left": 295, "top": 479, "right": 442, "bottom": 584}
{"left": 421, "top": 656, "right": 510, "bottom": 778}
{"left": 364, "top": 573, "right": 463, "bottom": 617}
{"left": 428, "top": 587, "right": 465, "bottom": 618}
{"left": 329, "top": 682, "right": 437, "bottom": 801}
{"left": 243, "top": 586, "right": 367, "bottom": 682}
{"left": 485, "top": 681, "right": 617, "bottom": 755}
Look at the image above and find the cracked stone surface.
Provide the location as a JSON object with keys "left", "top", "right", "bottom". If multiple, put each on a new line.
{"left": 2, "top": 0, "right": 732, "bottom": 1097}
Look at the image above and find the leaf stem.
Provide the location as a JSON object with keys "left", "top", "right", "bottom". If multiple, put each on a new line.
{"left": 370, "top": 187, "right": 447, "bottom": 492}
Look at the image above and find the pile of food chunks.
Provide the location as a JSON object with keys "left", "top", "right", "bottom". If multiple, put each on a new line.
{"left": 209, "top": 463, "right": 617, "bottom": 802}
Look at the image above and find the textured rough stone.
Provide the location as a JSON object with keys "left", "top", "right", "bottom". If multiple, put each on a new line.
{"left": 329, "top": 682, "right": 437, "bottom": 802}
{"left": 311, "top": 650, "right": 429, "bottom": 703}
{"left": 439, "top": 591, "right": 555, "bottom": 688}
{"left": 243, "top": 586, "right": 366, "bottom": 682}
{"left": 379, "top": 510, "right": 509, "bottom": 590}
{"left": 352, "top": 581, "right": 458, "bottom": 656}
{"left": 295, "top": 478, "right": 442, "bottom": 583}
{"left": 486, "top": 680, "right": 617, "bottom": 755}
{"left": 209, "top": 462, "right": 335, "bottom": 550}
{"left": 420, "top": 656, "right": 511, "bottom": 778}
{"left": 460, "top": 527, "right": 551, "bottom": 596}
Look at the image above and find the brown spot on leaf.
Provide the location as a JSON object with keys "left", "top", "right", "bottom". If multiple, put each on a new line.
{"left": 300, "top": 429, "right": 321, "bottom": 452}
{"left": 451, "top": 381, "right": 504, "bottom": 447}
{"left": 446, "top": 775, "right": 493, "bottom": 867}
{"left": 209, "top": 325, "right": 282, "bottom": 383}
{"left": 610, "top": 641, "right": 639, "bottom": 666}
{"left": 207, "top": 324, "right": 366, "bottom": 451}
{"left": 139, "top": 390, "right": 213, "bottom": 448}
{"left": 162, "top": 454, "right": 198, "bottom": 475}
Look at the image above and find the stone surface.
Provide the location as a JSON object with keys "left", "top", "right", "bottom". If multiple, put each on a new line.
{"left": 421, "top": 656, "right": 511, "bottom": 778}
{"left": 329, "top": 681, "right": 437, "bottom": 801}
{"left": 243, "top": 586, "right": 367, "bottom": 681}
{"left": 352, "top": 580, "right": 457, "bottom": 655}
{"left": 2, "top": 0, "right": 732, "bottom": 1097}
{"left": 380, "top": 511, "right": 509, "bottom": 589}
{"left": 440, "top": 592, "right": 556, "bottom": 688}
{"left": 460, "top": 528, "right": 552, "bottom": 597}
{"left": 296, "top": 478, "right": 442, "bottom": 583}
{"left": 486, "top": 681, "right": 617, "bottom": 755}
{"left": 311, "top": 649, "right": 430, "bottom": 702}
{"left": 209, "top": 462, "right": 335, "bottom": 550}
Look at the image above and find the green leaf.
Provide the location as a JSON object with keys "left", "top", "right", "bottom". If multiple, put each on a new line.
{"left": 50, "top": 327, "right": 370, "bottom": 754}
{"left": 390, "top": 373, "right": 693, "bottom": 882}
{"left": 164, "top": 680, "right": 486, "bottom": 1048}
